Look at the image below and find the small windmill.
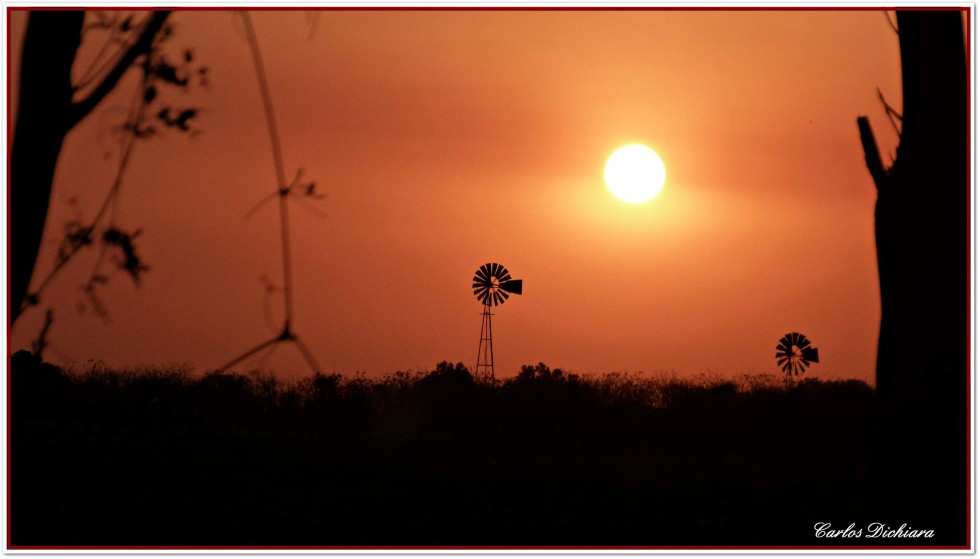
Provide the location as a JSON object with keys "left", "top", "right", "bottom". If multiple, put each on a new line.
{"left": 775, "top": 332, "right": 819, "bottom": 378}
{"left": 472, "top": 263, "right": 522, "bottom": 383}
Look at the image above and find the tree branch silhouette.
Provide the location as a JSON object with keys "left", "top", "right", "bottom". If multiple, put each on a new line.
{"left": 856, "top": 116, "right": 886, "bottom": 190}
{"left": 68, "top": 11, "right": 170, "bottom": 127}
{"left": 12, "top": 10, "right": 204, "bottom": 325}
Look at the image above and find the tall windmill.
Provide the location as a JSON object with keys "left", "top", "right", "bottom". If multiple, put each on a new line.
{"left": 472, "top": 262, "right": 522, "bottom": 383}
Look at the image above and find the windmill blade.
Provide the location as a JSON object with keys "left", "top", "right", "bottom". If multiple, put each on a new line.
{"left": 499, "top": 290, "right": 510, "bottom": 302}
{"left": 792, "top": 332, "right": 803, "bottom": 347}
{"left": 796, "top": 335, "right": 811, "bottom": 349}
{"left": 475, "top": 266, "right": 489, "bottom": 282}
{"left": 501, "top": 279, "right": 523, "bottom": 295}
{"left": 490, "top": 263, "right": 501, "bottom": 279}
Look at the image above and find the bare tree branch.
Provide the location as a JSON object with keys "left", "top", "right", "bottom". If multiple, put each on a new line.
{"left": 883, "top": 11, "right": 899, "bottom": 34}
{"left": 68, "top": 10, "right": 171, "bottom": 127}
{"left": 876, "top": 87, "right": 903, "bottom": 138}
{"left": 857, "top": 116, "right": 887, "bottom": 190}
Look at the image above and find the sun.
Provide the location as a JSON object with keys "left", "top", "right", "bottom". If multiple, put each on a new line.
{"left": 604, "top": 144, "right": 666, "bottom": 203}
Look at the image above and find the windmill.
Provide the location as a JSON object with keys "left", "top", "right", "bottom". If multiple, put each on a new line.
{"left": 472, "top": 263, "right": 522, "bottom": 383}
{"left": 775, "top": 332, "right": 819, "bottom": 378}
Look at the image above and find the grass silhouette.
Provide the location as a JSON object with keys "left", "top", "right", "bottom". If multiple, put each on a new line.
{"left": 10, "top": 351, "right": 908, "bottom": 547}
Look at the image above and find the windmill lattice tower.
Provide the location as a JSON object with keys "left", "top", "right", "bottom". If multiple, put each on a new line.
{"left": 472, "top": 263, "right": 522, "bottom": 384}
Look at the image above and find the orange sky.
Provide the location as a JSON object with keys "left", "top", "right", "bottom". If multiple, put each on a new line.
{"left": 7, "top": 9, "right": 906, "bottom": 383}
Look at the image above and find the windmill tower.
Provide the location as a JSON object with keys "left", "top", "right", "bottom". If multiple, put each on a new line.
{"left": 472, "top": 263, "right": 523, "bottom": 383}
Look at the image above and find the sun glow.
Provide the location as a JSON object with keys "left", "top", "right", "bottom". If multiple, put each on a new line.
{"left": 604, "top": 144, "right": 667, "bottom": 203}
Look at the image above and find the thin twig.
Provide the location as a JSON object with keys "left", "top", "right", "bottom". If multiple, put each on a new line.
{"left": 240, "top": 11, "right": 295, "bottom": 326}
{"left": 243, "top": 192, "right": 279, "bottom": 221}
{"left": 876, "top": 87, "right": 903, "bottom": 139}
{"left": 291, "top": 196, "right": 328, "bottom": 219}
{"left": 221, "top": 12, "right": 323, "bottom": 376}
{"left": 26, "top": 63, "right": 148, "bottom": 311}
{"left": 75, "top": 12, "right": 124, "bottom": 90}
{"left": 883, "top": 11, "right": 899, "bottom": 34}
{"left": 31, "top": 308, "right": 54, "bottom": 358}
{"left": 85, "top": 73, "right": 147, "bottom": 291}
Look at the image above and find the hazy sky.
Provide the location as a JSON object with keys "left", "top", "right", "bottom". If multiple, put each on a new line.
{"left": 8, "top": 8, "right": 906, "bottom": 382}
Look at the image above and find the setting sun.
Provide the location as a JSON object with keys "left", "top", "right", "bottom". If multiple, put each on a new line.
{"left": 604, "top": 144, "right": 666, "bottom": 203}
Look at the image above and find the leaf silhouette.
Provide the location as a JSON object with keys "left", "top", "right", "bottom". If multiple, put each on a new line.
{"left": 103, "top": 228, "right": 149, "bottom": 285}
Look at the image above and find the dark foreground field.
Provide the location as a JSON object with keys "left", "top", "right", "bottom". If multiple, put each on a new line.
{"left": 7, "top": 353, "right": 954, "bottom": 547}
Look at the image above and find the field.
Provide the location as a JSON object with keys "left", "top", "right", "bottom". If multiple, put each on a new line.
{"left": 9, "top": 352, "right": 940, "bottom": 547}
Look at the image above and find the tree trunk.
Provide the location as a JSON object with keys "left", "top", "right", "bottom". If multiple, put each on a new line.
{"left": 858, "top": 10, "right": 967, "bottom": 543}
{"left": 10, "top": 11, "right": 85, "bottom": 325}
{"left": 10, "top": 11, "right": 169, "bottom": 326}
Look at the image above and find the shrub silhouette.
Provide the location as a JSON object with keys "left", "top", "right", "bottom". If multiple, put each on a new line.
{"left": 9, "top": 355, "right": 899, "bottom": 546}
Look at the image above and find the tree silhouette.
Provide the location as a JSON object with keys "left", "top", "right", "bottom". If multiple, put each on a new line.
{"left": 857, "top": 10, "right": 967, "bottom": 541}
{"left": 10, "top": 10, "right": 199, "bottom": 325}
